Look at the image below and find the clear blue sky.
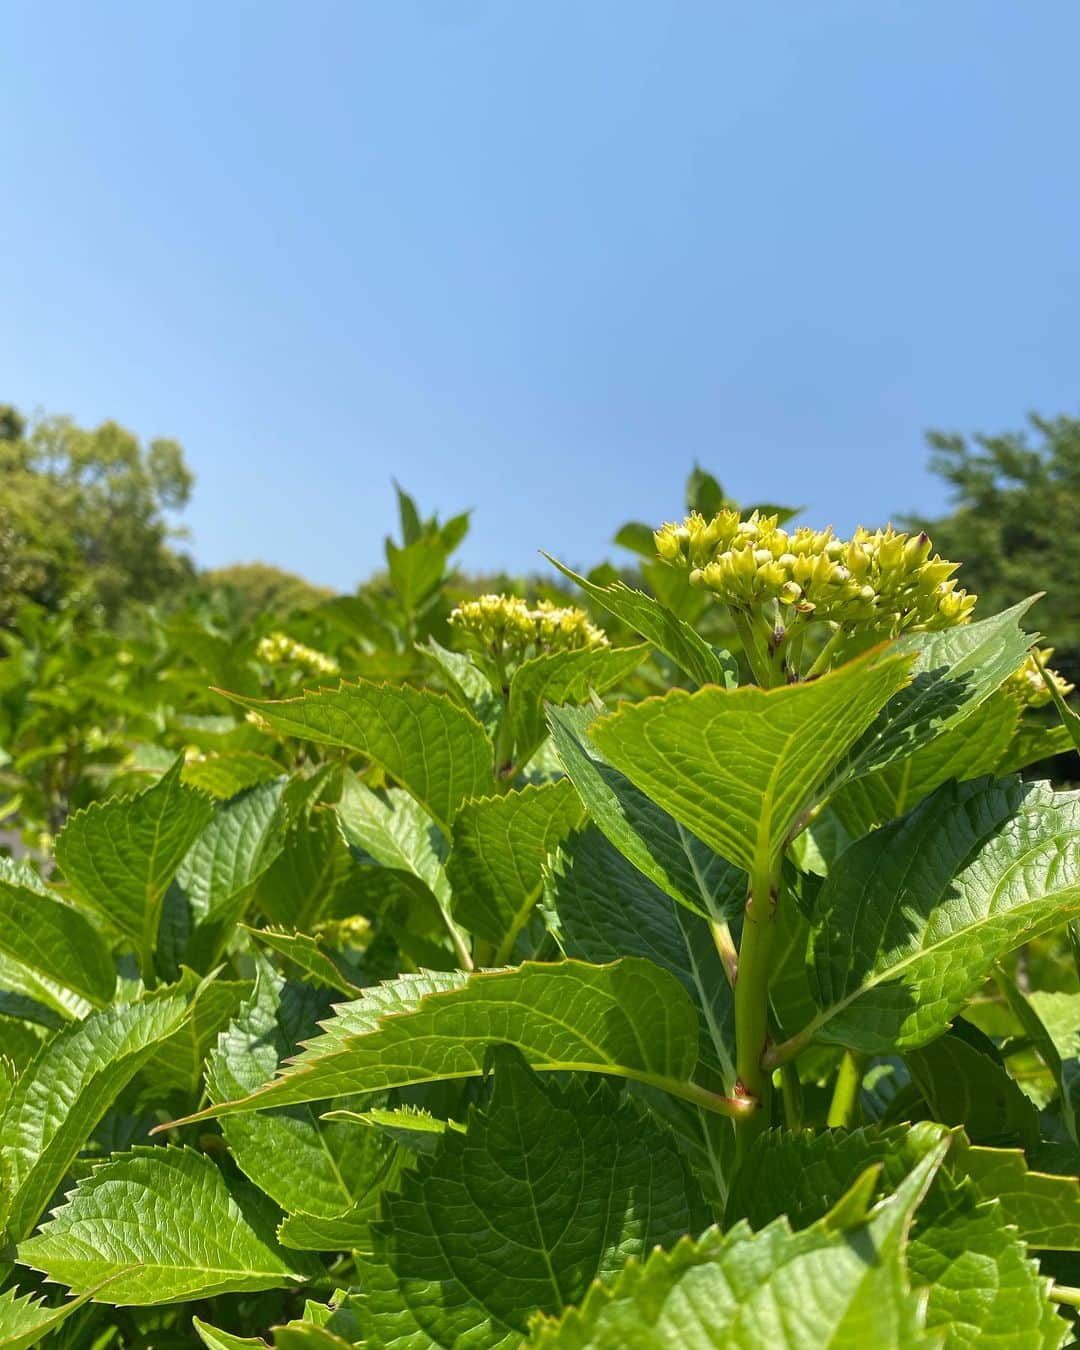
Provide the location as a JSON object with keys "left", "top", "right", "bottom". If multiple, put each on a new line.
{"left": 4, "top": 2, "right": 1078, "bottom": 591}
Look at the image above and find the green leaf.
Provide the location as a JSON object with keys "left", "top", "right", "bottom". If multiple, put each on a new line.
{"left": 355, "top": 1047, "right": 710, "bottom": 1348}
{"left": 548, "top": 704, "right": 745, "bottom": 923}
{"left": 829, "top": 691, "right": 1019, "bottom": 836}
{"left": 135, "top": 978, "right": 252, "bottom": 1111}
{"left": 799, "top": 778, "right": 1080, "bottom": 1055}
{"left": 0, "top": 977, "right": 197, "bottom": 1242}
{"left": 508, "top": 644, "right": 648, "bottom": 768}
{"left": 182, "top": 752, "right": 284, "bottom": 799}
{"left": 532, "top": 1147, "right": 946, "bottom": 1348}
{"left": 1033, "top": 648, "right": 1080, "bottom": 755}
{"left": 0, "top": 1281, "right": 119, "bottom": 1350}
{"left": 246, "top": 928, "right": 363, "bottom": 997}
{"left": 547, "top": 826, "right": 734, "bottom": 1088}
{"left": 0, "top": 879, "right": 115, "bottom": 1016}
{"left": 252, "top": 809, "right": 356, "bottom": 933}
{"left": 957, "top": 1140, "right": 1080, "bottom": 1251}
{"left": 54, "top": 757, "right": 213, "bottom": 963}
{"left": 905, "top": 1028, "right": 1040, "bottom": 1147}
{"left": 725, "top": 1124, "right": 1067, "bottom": 1347}
{"left": 544, "top": 555, "right": 736, "bottom": 689}
{"left": 447, "top": 781, "right": 584, "bottom": 953}
{"left": 18, "top": 1147, "right": 312, "bottom": 1304}
{"left": 323, "top": 1105, "right": 464, "bottom": 1156}
{"left": 589, "top": 645, "right": 912, "bottom": 877}
{"left": 419, "top": 638, "right": 501, "bottom": 736}
{"left": 1027, "top": 990, "right": 1080, "bottom": 1140}
{"left": 834, "top": 599, "right": 1038, "bottom": 789}
{"left": 206, "top": 962, "right": 391, "bottom": 1223}
{"left": 907, "top": 1179, "right": 1068, "bottom": 1348}
{"left": 335, "top": 773, "right": 449, "bottom": 908}
{"left": 163, "top": 959, "right": 724, "bottom": 1129}
{"left": 218, "top": 681, "right": 496, "bottom": 833}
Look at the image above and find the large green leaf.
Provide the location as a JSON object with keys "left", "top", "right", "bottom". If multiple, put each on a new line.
{"left": 796, "top": 778, "right": 1080, "bottom": 1056}
{"left": 0, "top": 977, "right": 198, "bottom": 1242}
{"left": 162, "top": 959, "right": 734, "bottom": 1129}
{"left": 219, "top": 681, "right": 495, "bottom": 833}
{"left": 725, "top": 1125, "right": 1066, "bottom": 1349}
{"left": 829, "top": 691, "right": 1019, "bottom": 836}
{"left": 544, "top": 556, "right": 736, "bottom": 689}
{"left": 54, "top": 757, "right": 213, "bottom": 962}
{"left": 206, "top": 962, "right": 391, "bottom": 1223}
{"left": 447, "top": 781, "right": 584, "bottom": 953}
{"left": 532, "top": 1148, "right": 945, "bottom": 1348}
{"left": 507, "top": 644, "right": 648, "bottom": 768}
{"left": 135, "top": 977, "right": 251, "bottom": 1111}
{"left": 0, "top": 879, "right": 115, "bottom": 1016}
{"left": 589, "top": 645, "right": 912, "bottom": 877}
{"left": 833, "top": 599, "right": 1037, "bottom": 789}
{"left": 18, "top": 1147, "right": 313, "bottom": 1304}
{"left": 354, "top": 1047, "right": 710, "bottom": 1349}
{"left": 548, "top": 705, "right": 745, "bottom": 923}
{"left": 335, "top": 773, "right": 449, "bottom": 908}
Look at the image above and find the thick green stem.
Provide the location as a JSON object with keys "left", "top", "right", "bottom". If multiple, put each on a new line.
{"left": 1051, "top": 1284, "right": 1080, "bottom": 1310}
{"left": 733, "top": 860, "right": 779, "bottom": 1161}
{"left": 730, "top": 608, "right": 773, "bottom": 688}
{"left": 780, "top": 1061, "right": 803, "bottom": 1130}
{"left": 826, "top": 1049, "right": 866, "bottom": 1128}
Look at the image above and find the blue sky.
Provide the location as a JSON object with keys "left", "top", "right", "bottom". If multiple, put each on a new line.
{"left": 3, "top": 2, "right": 1078, "bottom": 591}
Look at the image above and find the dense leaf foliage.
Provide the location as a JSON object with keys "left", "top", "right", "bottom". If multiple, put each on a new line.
{"left": 0, "top": 472, "right": 1079, "bottom": 1346}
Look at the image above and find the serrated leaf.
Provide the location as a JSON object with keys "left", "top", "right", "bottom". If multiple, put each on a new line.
{"left": 336, "top": 774, "right": 449, "bottom": 907}
{"left": 834, "top": 599, "right": 1038, "bottom": 789}
{"left": 447, "top": 781, "right": 584, "bottom": 954}
{"left": 544, "top": 556, "right": 736, "bottom": 689}
{"left": 830, "top": 691, "right": 1019, "bottom": 836}
{"left": 54, "top": 757, "right": 213, "bottom": 963}
{"left": 419, "top": 639, "right": 502, "bottom": 736}
{"left": 323, "top": 1105, "right": 464, "bottom": 1155}
{"left": 162, "top": 959, "right": 732, "bottom": 1129}
{"left": 247, "top": 928, "right": 364, "bottom": 997}
{"left": 206, "top": 962, "right": 390, "bottom": 1223}
{"left": 218, "top": 681, "right": 496, "bottom": 833}
{"left": 799, "top": 778, "right": 1080, "bottom": 1055}
{"left": 532, "top": 1147, "right": 945, "bottom": 1348}
{"left": 18, "top": 1146, "right": 312, "bottom": 1304}
{"left": 548, "top": 704, "right": 745, "bottom": 923}
{"left": 0, "top": 879, "right": 115, "bottom": 1016}
{"left": 589, "top": 645, "right": 912, "bottom": 877}
{"left": 727, "top": 1124, "right": 1067, "bottom": 1349}
{"left": 957, "top": 1141, "right": 1080, "bottom": 1250}
{"left": 508, "top": 644, "right": 648, "bottom": 768}
{"left": 906, "top": 1028, "right": 1040, "bottom": 1147}
{"left": 182, "top": 752, "right": 284, "bottom": 799}
{"left": 356, "top": 1046, "right": 710, "bottom": 1348}
{"left": 135, "top": 978, "right": 252, "bottom": 1110}
{"left": 253, "top": 809, "right": 356, "bottom": 933}
{"left": 0, "top": 977, "right": 197, "bottom": 1242}
{"left": 0, "top": 1280, "right": 121, "bottom": 1349}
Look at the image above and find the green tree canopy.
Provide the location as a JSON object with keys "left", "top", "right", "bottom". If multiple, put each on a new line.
{"left": 200, "top": 562, "right": 335, "bottom": 619}
{"left": 0, "top": 405, "right": 196, "bottom": 627}
{"left": 909, "top": 413, "right": 1080, "bottom": 683}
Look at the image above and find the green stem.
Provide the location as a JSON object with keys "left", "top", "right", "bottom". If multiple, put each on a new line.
{"left": 709, "top": 918, "right": 738, "bottom": 988}
{"left": 733, "top": 860, "right": 779, "bottom": 1162}
{"left": 730, "top": 607, "right": 773, "bottom": 688}
{"left": 826, "top": 1050, "right": 866, "bottom": 1128}
{"left": 472, "top": 938, "right": 496, "bottom": 968}
{"left": 805, "top": 622, "right": 847, "bottom": 679}
{"left": 1051, "top": 1284, "right": 1080, "bottom": 1310}
{"left": 780, "top": 1061, "right": 803, "bottom": 1130}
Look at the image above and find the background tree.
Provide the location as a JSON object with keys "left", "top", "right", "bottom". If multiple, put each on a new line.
{"left": 908, "top": 413, "right": 1080, "bottom": 684}
{"left": 0, "top": 405, "right": 196, "bottom": 627}
{"left": 201, "top": 561, "right": 335, "bottom": 619}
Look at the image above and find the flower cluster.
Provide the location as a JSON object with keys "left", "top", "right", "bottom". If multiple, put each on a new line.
{"left": 449, "top": 593, "right": 608, "bottom": 656}
{"left": 1004, "top": 649, "right": 1075, "bottom": 709}
{"left": 654, "top": 510, "right": 975, "bottom": 637}
{"left": 256, "top": 632, "right": 339, "bottom": 677}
